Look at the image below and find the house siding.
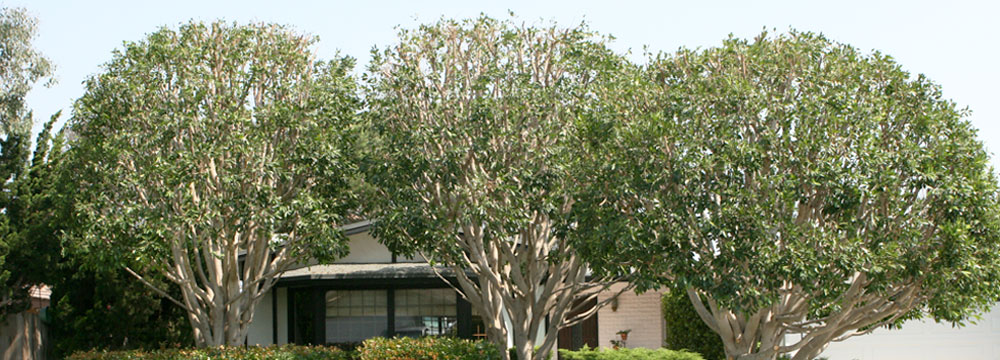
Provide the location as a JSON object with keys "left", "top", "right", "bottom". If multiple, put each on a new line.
{"left": 247, "top": 289, "right": 273, "bottom": 346}
{"left": 247, "top": 227, "right": 665, "bottom": 351}
{"left": 336, "top": 232, "right": 394, "bottom": 264}
{"left": 276, "top": 287, "right": 289, "bottom": 345}
{"left": 596, "top": 283, "right": 664, "bottom": 350}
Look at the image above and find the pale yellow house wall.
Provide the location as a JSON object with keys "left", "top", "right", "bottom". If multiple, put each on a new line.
{"left": 596, "top": 283, "right": 665, "bottom": 350}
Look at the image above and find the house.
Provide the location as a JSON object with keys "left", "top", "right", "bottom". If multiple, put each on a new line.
{"left": 244, "top": 220, "right": 667, "bottom": 351}
{"left": 246, "top": 219, "right": 1000, "bottom": 359}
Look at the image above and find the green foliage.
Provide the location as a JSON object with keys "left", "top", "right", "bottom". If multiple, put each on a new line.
{"left": 507, "top": 347, "right": 552, "bottom": 360}
{"left": 357, "top": 337, "right": 501, "bottom": 360}
{"left": 581, "top": 28, "right": 1000, "bottom": 317}
{"left": 0, "top": 12, "right": 195, "bottom": 352}
{"left": 65, "top": 345, "right": 352, "bottom": 360}
{"left": 70, "top": 19, "right": 362, "bottom": 276}
{"left": 68, "top": 20, "right": 363, "bottom": 345}
{"left": 0, "top": 5, "right": 55, "bottom": 318}
{"left": 47, "top": 266, "right": 193, "bottom": 358}
{"left": 0, "top": 6, "right": 52, "bottom": 133}
{"left": 661, "top": 292, "right": 724, "bottom": 360}
{"left": 364, "top": 15, "right": 633, "bottom": 360}
{"left": 0, "top": 114, "right": 66, "bottom": 317}
{"left": 365, "top": 15, "right": 628, "bottom": 269}
{"left": 558, "top": 346, "right": 705, "bottom": 360}
{"left": 64, "top": 338, "right": 499, "bottom": 360}
{"left": 0, "top": 111, "right": 193, "bottom": 358}
{"left": 575, "top": 29, "right": 1000, "bottom": 358}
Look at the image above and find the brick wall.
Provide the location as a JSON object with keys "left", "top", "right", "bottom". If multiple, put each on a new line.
{"left": 596, "top": 283, "right": 665, "bottom": 349}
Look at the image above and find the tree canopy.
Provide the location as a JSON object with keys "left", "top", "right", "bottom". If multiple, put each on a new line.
{"left": 69, "top": 20, "right": 363, "bottom": 346}
{"left": 2, "top": 9, "right": 999, "bottom": 359}
{"left": 576, "top": 30, "right": 1000, "bottom": 360}
{"left": 365, "top": 16, "right": 634, "bottom": 360}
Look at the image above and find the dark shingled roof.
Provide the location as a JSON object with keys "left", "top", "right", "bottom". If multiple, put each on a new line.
{"left": 278, "top": 262, "right": 457, "bottom": 281}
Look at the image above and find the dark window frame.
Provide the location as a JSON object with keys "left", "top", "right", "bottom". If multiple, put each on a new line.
{"left": 279, "top": 277, "right": 474, "bottom": 345}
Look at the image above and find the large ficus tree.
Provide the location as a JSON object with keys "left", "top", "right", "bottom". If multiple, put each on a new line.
{"left": 576, "top": 31, "right": 1000, "bottom": 360}
{"left": 70, "top": 21, "right": 361, "bottom": 346}
{"left": 366, "top": 17, "right": 631, "bottom": 360}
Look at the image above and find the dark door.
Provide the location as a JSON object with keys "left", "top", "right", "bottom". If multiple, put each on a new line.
{"left": 557, "top": 298, "right": 599, "bottom": 351}
{"left": 287, "top": 287, "right": 321, "bottom": 345}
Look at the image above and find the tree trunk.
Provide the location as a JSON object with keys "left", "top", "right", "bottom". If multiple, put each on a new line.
{"left": 513, "top": 330, "right": 533, "bottom": 360}
{"left": 790, "top": 340, "right": 829, "bottom": 360}
{"left": 441, "top": 217, "right": 621, "bottom": 360}
{"left": 688, "top": 273, "right": 924, "bottom": 360}
{"left": 129, "top": 230, "right": 290, "bottom": 347}
{"left": 731, "top": 353, "right": 779, "bottom": 360}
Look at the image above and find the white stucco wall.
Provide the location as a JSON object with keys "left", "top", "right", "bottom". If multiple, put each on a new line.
{"left": 814, "top": 305, "right": 1000, "bottom": 360}
{"left": 596, "top": 283, "right": 665, "bottom": 350}
{"left": 329, "top": 231, "right": 425, "bottom": 264}
{"left": 247, "top": 288, "right": 274, "bottom": 346}
{"left": 336, "top": 232, "right": 393, "bottom": 263}
{"left": 246, "top": 287, "right": 290, "bottom": 346}
{"left": 276, "top": 287, "right": 289, "bottom": 344}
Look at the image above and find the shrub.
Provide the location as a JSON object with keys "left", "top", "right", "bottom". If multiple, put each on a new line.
{"left": 507, "top": 346, "right": 552, "bottom": 360}
{"left": 357, "top": 337, "right": 500, "bottom": 360}
{"left": 66, "top": 337, "right": 502, "bottom": 360}
{"left": 558, "top": 346, "right": 705, "bottom": 360}
{"left": 662, "top": 291, "right": 725, "bottom": 360}
{"left": 48, "top": 268, "right": 193, "bottom": 358}
{"left": 65, "top": 345, "right": 353, "bottom": 360}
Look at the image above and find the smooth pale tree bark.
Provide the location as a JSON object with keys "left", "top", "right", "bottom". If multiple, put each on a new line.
{"left": 426, "top": 210, "right": 626, "bottom": 360}
{"left": 577, "top": 31, "right": 1000, "bottom": 360}
{"left": 70, "top": 21, "right": 360, "bottom": 346}
{"left": 366, "top": 17, "right": 632, "bottom": 360}
{"left": 688, "top": 274, "right": 923, "bottom": 360}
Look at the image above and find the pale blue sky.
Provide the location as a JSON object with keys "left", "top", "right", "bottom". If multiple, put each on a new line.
{"left": 8, "top": 0, "right": 1000, "bottom": 167}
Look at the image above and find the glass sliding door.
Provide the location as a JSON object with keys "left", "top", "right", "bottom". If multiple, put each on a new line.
{"left": 325, "top": 290, "right": 388, "bottom": 343}
{"left": 394, "top": 288, "right": 458, "bottom": 337}
{"left": 307, "top": 286, "right": 469, "bottom": 344}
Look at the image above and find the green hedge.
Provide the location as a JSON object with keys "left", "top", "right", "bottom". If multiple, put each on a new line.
{"left": 357, "top": 337, "right": 500, "bottom": 360}
{"left": 662, "top": 291, "right": 725, "bottom": 360}
{"left": 558, "top": 347, "right": 705, "bottom": 360}
{"left": 66, "top": 337, "right": 500, "bottom": 360}
{"left": 65, "top": 345, "right": 351, "bottom": 360}
{"left": 68, "top": 339, "right": 706, "bottom": 360}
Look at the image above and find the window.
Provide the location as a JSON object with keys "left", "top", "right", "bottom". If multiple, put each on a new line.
{"left": 394, "top": 288, "right": 457, "bottom": 337}
{"left": 316, "top": 287, "right": 466, "bottom": 343}
{"left": 471, "top": 306, "right": 487, "bottom": 339}
{"left": 325, "top": 290, "right": 388, "bottom": 343}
